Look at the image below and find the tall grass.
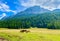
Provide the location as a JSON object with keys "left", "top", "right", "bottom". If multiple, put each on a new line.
{"left": 0, "top": 28, "right": 60, "bottom": 41}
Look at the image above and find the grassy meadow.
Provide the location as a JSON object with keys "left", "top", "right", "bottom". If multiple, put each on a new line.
{"left": 0, "top": 28, "right": 60, "bottom": 41}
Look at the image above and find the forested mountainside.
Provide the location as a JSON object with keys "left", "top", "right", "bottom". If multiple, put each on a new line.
{"left": 0, "top": 6, "right": 60, "bottom": 29}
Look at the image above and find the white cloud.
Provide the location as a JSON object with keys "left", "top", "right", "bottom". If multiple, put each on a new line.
{"left": 0, "top": 2, "right": 10, "bottom": 12}
{"left": 2, "top": 13, "right": 6, "bottom": 16}
{"left": 0, "top": 2, "right": 17, "bottom": 14}
{"left": 20, "top": 0, "right": 60, "bottom": 11}
{"left": 11, "top": 10, "right": 17, "bottom": 15}
{"left": 0, "top": 13, "right": 6, "bottom": 19}
{"left": 0, "top": 1, "right": 18, "bottom": 19}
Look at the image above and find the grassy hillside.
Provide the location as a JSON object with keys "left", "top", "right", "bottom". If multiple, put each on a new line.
{"left": 0, "top": 28, "right": 60, "bottom": 41}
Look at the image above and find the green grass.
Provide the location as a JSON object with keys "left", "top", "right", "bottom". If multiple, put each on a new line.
{"left": 0, "top": 28, "right": 60, "bottom": 41}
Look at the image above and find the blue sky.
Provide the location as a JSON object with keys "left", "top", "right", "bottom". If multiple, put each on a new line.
{"left": 0, "top": 0, "right": 25, "bottom": 19}
{"left": 0, "top": 0, "right": 60, "bottom": 19}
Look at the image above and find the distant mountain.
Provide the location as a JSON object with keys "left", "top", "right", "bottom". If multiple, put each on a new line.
{"left": 24, "top": 6, "right": 50, "bottom": 13}
{"left": 53, "top": 9, "right": 60, "bottom": 12}
{"left": 1, "top": 6, "right": 60, "bottom": 20}
{"left": 1, "top": 6, "right": 60, "bottom": 29}
{"left": 2, "top": 6, "right": 60, "bottom": 20}
{"left": 13, "top": 6, "right": 50, "bottom": 18}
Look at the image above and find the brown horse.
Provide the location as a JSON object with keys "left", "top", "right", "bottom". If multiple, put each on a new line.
{"left": 20, "top": 30, "right": 30, "bottom": 33}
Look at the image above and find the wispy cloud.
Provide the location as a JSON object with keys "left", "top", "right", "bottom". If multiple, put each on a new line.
{"left": 0, "top": 1, "right": 17, "bottom": 19}
{"left": 0, "top": 2, "right": 17, "bottom": 14}
{"left": 0, "top": 13, "right": 6, "bottom": 19}
{"left": 20, "top": 0, "right": 60, "bottom": 11}
{"left": 0, "top": 2, "right": 10, "bottom": 12}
